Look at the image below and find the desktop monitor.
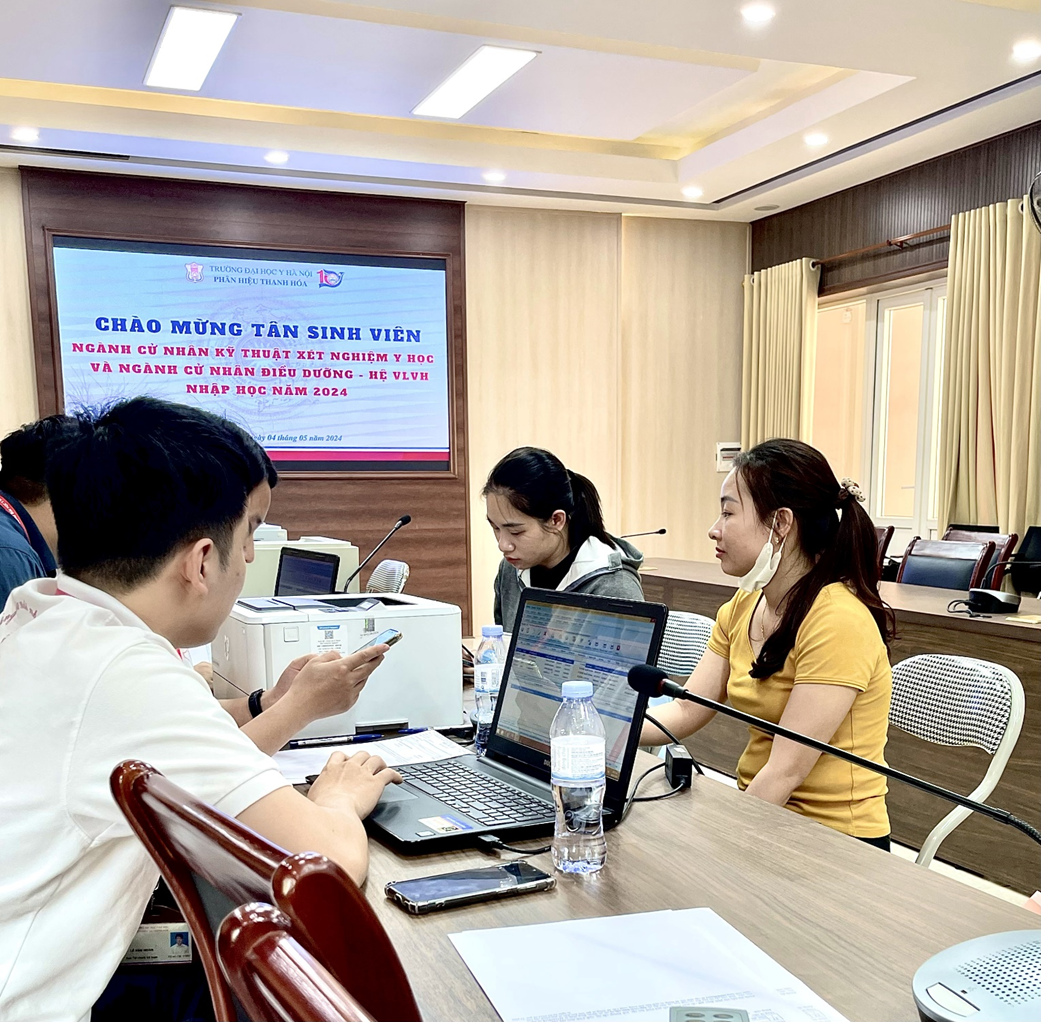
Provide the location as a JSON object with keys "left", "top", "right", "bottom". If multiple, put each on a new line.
{"left": 274, "top": 547, "right": 340, "bottom": 597}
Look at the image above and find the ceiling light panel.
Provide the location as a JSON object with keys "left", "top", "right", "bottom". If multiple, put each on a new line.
{"left": 1011, "top": 39, "right": 1041, "bottom": 64}
{"left": 10, "top": 127, "right": 40, "bottom": 142}
{"left": 741, "top": 3, "right": 776, "bottom": 25}
{"left": 145, "top": 6, "right": 239, "bottom": 91}
{"left": 804, "top": 132, "right": 828, "bottom": 146}
{"left": 412, "top": 45, "right": 538, "bottom": 119}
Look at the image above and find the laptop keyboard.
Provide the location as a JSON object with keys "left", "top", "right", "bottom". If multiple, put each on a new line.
{"left": 398, "top": 760, "right": 554, "bottom": 828}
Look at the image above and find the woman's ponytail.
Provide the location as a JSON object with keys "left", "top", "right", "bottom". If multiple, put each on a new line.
{"left": 565, "top": 468, "right": 612, "bottom": 549}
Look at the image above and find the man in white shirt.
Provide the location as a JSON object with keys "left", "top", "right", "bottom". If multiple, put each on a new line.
{"left": 0, "top": 397, "right": 402, "bottom": 1022}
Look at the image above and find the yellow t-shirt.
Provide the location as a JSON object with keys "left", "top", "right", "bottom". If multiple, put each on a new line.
{"left": 706, "top": 583, "right": 892, "bottom": 838}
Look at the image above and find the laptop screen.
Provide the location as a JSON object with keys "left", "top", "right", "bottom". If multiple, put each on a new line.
{"left": 491, "top": 592, "right": 664, "bottom": 782}
{"left": 274, "top": 548, "right": 340, "bottom": 597}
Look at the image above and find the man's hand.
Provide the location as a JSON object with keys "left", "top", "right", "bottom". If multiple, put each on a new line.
{"left": 263, "top": 653, "right": 319, "bottom": 710}
{"left": 279, "top": 646, "right": 389, "bottom": 722}
{"left": 307, "top": 750, "right": 402, "bottom": 819}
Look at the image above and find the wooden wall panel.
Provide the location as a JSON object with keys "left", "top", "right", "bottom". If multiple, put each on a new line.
{"left": 620, "top": 217, "right": 748, "bottom": 564}
{"left": 465, "top": 207, "right": 622, "bottom": 631}
{"left": 20, "top": 169, "right": 472, "bottom": 630}
{"left": 752, "top": 122, "right": 1041, "bottom": 295}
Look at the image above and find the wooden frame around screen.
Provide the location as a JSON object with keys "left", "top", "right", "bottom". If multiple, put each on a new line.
{"left": 21, "top": 168, "right": 472, "bottom": 628}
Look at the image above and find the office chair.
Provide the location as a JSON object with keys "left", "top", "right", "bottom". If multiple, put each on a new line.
{"left": 874, "top": 526, "right": 895, "bottom": 575}
{"left": 889, "top": 655, "right": 1024, "bottom": 868}
{"left": 218, "top": 903, "right": 375, "bottom": 1022}
{"left": 655, "top": 611, "right": 715, "bottom": 678}
{"left": 1010, "top": 526, "right": 1041, "bottom": 595}
{"left": 896, "top": 538, "right": 995, "bottom": 590}
{"left": 110, "top": 760, "right": 422, "bottom": 1022}
{"left": 942, "top": 528, "right": 1017, "bottom": 589}
{"left": 366, "top": 559, "right": 410, "bottom": 594}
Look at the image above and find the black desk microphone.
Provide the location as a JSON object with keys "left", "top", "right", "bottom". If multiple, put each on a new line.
{"left": 626, "top": 663, "right": 1041, "bottom": 846}
{"left": 341, "top": 514, "right": 411, "bottom": 592}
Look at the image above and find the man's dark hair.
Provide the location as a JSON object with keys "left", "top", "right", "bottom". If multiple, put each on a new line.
{"left": 47, "top": 398, "right": 277, "bottom": 590}
{"left": 0, "top": 414, "right": 78, "bottom": 505}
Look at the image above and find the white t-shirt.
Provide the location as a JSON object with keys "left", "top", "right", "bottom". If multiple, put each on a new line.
{"left": 0, "top": 575, "right": 289, "bottom": 1022}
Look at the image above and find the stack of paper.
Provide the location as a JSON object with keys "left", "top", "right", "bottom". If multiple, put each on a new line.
{"left": 273, "top": 729, "right": 468, "bottom": 783}
{"left": 449, "top": 907, "right": 849, "bottom": 1022}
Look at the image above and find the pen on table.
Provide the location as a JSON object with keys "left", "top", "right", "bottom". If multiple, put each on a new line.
{"left": 286, "top": 733, "right": 383, "bottom": 749}
{"left": 395, "top": 727, "right": 428, "bottom": 736}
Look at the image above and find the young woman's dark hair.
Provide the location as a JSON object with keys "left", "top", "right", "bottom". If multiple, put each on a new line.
{"left": 482, "top": 446, "right": 613, "bottom": 550}
{"left": 733, "top": 438, "right": 895, "bottom": 679}
{"left": 47, "top": 397, "right": 277, "bottom": 590}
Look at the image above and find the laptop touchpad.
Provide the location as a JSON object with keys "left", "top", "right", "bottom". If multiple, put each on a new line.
{"left": 379, "top": 785, "right": 418, "bottom": 803}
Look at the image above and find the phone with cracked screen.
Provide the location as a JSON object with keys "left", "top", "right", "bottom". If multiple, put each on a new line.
{"left": 385, "top": 861, "right": 555, "bottom": 915}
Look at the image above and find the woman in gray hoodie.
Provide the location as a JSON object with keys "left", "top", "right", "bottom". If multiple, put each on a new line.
{"left": 484, "top": 447, "right": 645, "bottom": 631}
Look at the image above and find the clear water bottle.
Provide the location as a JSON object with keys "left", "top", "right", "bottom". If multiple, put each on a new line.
{"left": 473, "top": 625, "right": 506, "bottom": 757}
{"left": 550, "top": 680, "right": 607, "bottom": 874}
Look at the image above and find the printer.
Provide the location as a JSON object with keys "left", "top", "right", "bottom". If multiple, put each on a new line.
{"left": 211, "top": 592, "right": 463, "bottom": 740}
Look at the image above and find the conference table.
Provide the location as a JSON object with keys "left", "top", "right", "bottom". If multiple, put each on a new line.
{"left": 638, "top": 557, "right": 1041, "bottom": 895}
{"left": 364, "top": 752, "right": 1037, "bottom": 1022}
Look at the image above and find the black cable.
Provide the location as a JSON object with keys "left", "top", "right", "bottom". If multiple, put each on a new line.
{"left": 644, "top": 711, "right": 704, "bottom": 775}
{"left": 621, "top": 762, "right": 671, "bottom": 821}
{"left": 476, "top": 833, "right": 551, "bottom": 855}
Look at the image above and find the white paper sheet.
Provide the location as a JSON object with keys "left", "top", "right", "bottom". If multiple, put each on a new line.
{"left": 449, "top": 907, "right": 850, "bottom": 1022}
{"left": 273, "top": 729, "right": 469, "bottom": 783}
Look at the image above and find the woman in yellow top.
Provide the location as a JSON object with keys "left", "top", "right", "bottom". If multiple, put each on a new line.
{"left": 641, "top": 438, "right": 895, "bottom": 847}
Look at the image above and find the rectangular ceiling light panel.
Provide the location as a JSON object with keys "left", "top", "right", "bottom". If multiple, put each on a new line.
{"left": 412, "top": 45, "right": 538, "bottom": 119}
{"left": 145, "top": 6, "right": 239, "bottom": 91}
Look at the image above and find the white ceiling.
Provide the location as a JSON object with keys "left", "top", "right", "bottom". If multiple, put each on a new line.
{"left": 0, "top": 0, "right": 1038, "bottom": 220}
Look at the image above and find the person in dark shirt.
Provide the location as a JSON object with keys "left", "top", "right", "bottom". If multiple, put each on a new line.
{"left": 0, "top": 415, "right": 76, "bottom": 608}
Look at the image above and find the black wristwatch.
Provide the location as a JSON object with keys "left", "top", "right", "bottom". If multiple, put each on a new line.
{"left": 247, "top": 688, "right": 265, "bottom": 718}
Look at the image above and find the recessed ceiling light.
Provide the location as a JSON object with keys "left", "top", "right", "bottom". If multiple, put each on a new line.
{"left": 10, "top": 127, "right": 40, "bottom": 143}
{"left": 413, "top": 45, "right": 538, "bottom": 119}
{"left": 1012, "top": 39, "right": 1041, "bottom": 63}
{"left": 740, "top": 3, "right": 776, "bottom": 25}
{"left": 681, "top": 185, "right": 704, "bottom": 200}
{"left": 264, "top": 150, "right": 290, "bottom": 165}
{"left": 144, "top": 6, "right": 239, "bottom": 91}
{"left": 755, "top": 204, "right": 780, "bottom": 212}
{"left": 804, "top": 132, "right": 829, "bottom": 147}
{"left": 482, "top": 170, "right": 507, "bottom": 183}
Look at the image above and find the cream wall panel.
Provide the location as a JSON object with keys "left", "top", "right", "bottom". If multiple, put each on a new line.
{"left": 620, "top": 216, "right": 748, "bottom": 566}
{"left": 466, "top": 206, "right": 622, "bottom": 630}
{"left": 0, "top": 168, "right": 37, "bottom": 440}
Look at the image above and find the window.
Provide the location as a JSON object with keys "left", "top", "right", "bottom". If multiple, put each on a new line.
{"left": 809, "top": 282, "right": 947, "bottom": 555}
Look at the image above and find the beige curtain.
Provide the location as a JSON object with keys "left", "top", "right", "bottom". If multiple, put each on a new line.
{"left": 939, "top": 198, "right": 1041, "bottom": 538}
{"left": 741, "top": 256, "right": 821, "bottom": 449}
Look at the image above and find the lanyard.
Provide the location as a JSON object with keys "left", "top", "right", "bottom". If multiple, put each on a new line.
{"left": 0, "top": 494, "right": 30, "bottom": 542}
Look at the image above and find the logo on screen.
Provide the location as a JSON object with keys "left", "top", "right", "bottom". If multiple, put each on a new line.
{"left": 317, "top": 269, "right": 343, "bottom": 288}
{"left": 185, "top": 262, "right": 204, "bottom": 282}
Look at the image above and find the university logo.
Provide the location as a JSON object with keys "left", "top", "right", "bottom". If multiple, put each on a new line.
{"left": 317, "top": 269, "right": 343, "bottom": 288}
{"left": 185, "top": 262, "right": 204, "bottom": 282}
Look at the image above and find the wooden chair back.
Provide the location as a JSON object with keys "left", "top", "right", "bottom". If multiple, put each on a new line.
{"left": 942, "top": 528, "right": 1018, "bottom": 588}
{"left": 218, "top": 903, "right": 375, "bottom": 1022}
{"left": 110, "top": 760, "right": 421, "bottom": 1022}
{"left": 874, "top": 525, "right": 895, "bottom": 574}
{"left": 896, "top": 538, "right": 995, "bottom": 590}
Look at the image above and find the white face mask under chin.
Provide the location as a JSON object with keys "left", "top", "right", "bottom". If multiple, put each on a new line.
{"left": 737, "top": 516, "right": 785, "bottom": 593}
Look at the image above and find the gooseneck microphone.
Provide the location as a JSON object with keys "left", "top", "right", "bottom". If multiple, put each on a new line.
{"left": 620, "top": 528, "right": 667, "bottom": 539}
{"left": 627, "top": 664, "right": 1041, "bottom": 847}
{"left": 341, "top": 515, "right": 412, "bottom": 592}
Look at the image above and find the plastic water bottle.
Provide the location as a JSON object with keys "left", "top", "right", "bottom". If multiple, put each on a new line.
{"left": 550, "top": 680, "right": 607, "bottom": 874}
{"left": 473, "top": 625, "right": 506, "bottom": 757}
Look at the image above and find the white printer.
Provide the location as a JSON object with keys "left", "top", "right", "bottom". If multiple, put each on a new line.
{"left": 211, "top": 592, "right": 462, "bottom": 740}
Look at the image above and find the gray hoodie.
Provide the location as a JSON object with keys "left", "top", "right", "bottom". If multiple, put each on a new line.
{"left": 493, "top": 534, "right": 646, "bottom": 631}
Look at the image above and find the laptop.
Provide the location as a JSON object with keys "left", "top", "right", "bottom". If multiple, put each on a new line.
{"left": 274, "top": 547, "right": 340, "bottom": 597}
{"left": 366, "top": 588, "right": 667, "bottom": 849}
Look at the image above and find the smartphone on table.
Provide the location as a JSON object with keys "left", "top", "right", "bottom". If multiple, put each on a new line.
{"left": 385, "top": 861, "right": 555, "bottom": 915}
{"left": 352, "top": 628, "right": 402, "bottom": 653}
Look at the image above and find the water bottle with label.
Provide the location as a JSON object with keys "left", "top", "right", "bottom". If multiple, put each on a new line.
{"left": 550, "top": 680, "right": 607, "bottom": 874}
{"left": 473, "top": 625, "right": 506, "bottom": 757}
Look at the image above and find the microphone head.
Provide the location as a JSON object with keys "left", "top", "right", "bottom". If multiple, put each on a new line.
{"left": 397, "top": 514, "right": 412, "bottom": 527}
{"left": 628, "top": 663, "right": 669, "bottom": 697}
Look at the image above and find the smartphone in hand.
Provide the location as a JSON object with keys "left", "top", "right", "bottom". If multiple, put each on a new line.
{"left": 353, "top": 627, "right": 402, "bottom": 653}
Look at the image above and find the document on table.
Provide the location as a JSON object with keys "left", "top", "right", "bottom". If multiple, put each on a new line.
{"left": 273, "top": 729, "right": 468, "bottom": 783}
{"left": 449, "top": 907, "right": 850, "bottom": 1022}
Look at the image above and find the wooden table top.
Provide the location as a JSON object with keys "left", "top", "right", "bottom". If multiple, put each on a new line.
{"left": 362, "top": 754, "right": 1037, "bottom": 1022}
{"left": 641, "top": 557, "right": 1041, "bottom": 640}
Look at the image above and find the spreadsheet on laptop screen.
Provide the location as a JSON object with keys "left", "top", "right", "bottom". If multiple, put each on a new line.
{"left": 493, "top": 599, "right": 658, "bottom": 780}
